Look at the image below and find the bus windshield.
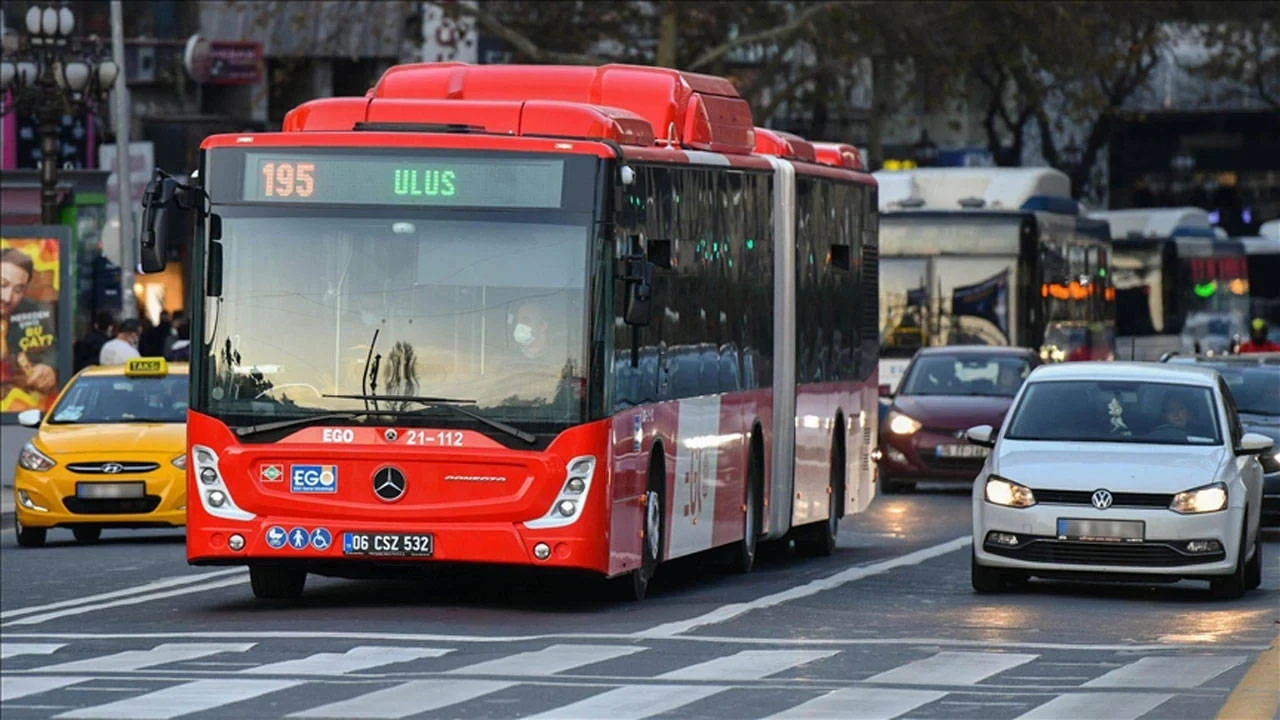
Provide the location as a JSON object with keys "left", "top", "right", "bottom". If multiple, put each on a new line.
{"left": 200, "top": 209, "right": 592, "bottom": 430}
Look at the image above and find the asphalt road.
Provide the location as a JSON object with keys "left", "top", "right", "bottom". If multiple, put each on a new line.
{"left": 2, "top": 485, "right": 1277, "bottom": 720}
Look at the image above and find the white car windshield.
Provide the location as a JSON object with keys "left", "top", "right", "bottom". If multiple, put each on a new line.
{"left": 1005, "top": 380, "right": 1222, "bottom": 446}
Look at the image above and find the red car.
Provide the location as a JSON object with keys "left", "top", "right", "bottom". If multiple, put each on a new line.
{"left": 878, "top": 345, "right": 1042, "bottom": 493}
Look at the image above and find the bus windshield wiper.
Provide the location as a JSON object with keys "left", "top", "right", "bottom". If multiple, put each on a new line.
{"left": 321, "top": 393, "right": 537, "bottom": 445}
{"left": 234, "top": 412, "right": 366, "bottom": 438}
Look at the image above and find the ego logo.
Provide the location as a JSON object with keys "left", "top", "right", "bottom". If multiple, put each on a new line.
{"left": 290, "top": 464, "right": 338, "bottom": 494}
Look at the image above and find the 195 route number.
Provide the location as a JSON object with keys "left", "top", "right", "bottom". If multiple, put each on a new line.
{"left": 343, "top": 532, "right": 434, "bottom": 557}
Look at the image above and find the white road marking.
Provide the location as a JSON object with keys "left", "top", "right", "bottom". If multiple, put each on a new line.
{"left": 2, "top": 577, "right": 248, "bottom": 627}
{"left": 2, "top": 675, "right": 93, "bottom": 702}
{"left": 1082, "top": 655, "right": 1247, "bottom": 689}
{"left": 864, "top": 651, "right": 1038, "bottom": 686}
{"left": 656, "top": 650, "right": 838, "bottom": 681}
{"left": 523, "top": 684, "right": 728, "bottom": 719}
{"left": 1013, "top": 692, "right": 1174, "bottom": 719}
{"left": 0, "top": 570, "right": 246, "bottom": 620}
{"left": 446, "top": 644, "right": 644, "bottom": 677}
{"left": 634, "top": 535, "right": 972, "bottom": 638}
{"left": 238, "top": 646, "right": 449, "bottom": 676}
{"left": 765, "top": 688, "right": 948, "bottom": 719}
{"left": 1, "top": 642, "right": 65, "bottom": 660}
{"left": 34, "top": 643, "right": 255, "bottom": 674}
{"left": 289, "top": 680, "right": 516, "bottom": 719}
{"left": 0, "top": 631, "right": 1266, "bottom": 653}
{"left": 55, "top": 678, "right": 301, "bottom": 719}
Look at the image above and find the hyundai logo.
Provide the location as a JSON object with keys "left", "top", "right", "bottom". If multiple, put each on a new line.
{"left": 1091, "top": 489, "right": 1113, "bottom": 510}
{"left": 373, "top": 466, "right": 407, "bottom": 502}
{"left": 101, "top": 463, "right": 124, "bottom": 474}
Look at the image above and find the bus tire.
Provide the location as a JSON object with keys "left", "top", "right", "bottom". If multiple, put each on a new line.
{"left": 14, "top": 515, "right": 46, "bottom": 548}
{"left": 620, "top": 450, "right": 665, "bottom": 602}
{"left": 731, "top": 433, "right": 764, "bottom": 574}
{"left": 249, "top": 565, "right": 307, "bottom": 601}
{"left": 798, "top": 429, "right": 843, "bottom": 557}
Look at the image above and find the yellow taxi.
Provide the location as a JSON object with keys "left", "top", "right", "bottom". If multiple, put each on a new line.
{"left": 12, "top": 357, "right": 188, "bottom": 547}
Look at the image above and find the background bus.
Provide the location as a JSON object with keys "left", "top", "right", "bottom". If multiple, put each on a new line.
{"left": 147, "top": 63, "right": 880, "bottom": 601}
{"left": 1090, "top": 207, "right": 1251, "bottom": 360}
{"left": 1242, "top": 219, "right": 1280, "bottom": 340}
{"left": 872, "top": 167, "right": 1116, "bottom": 392}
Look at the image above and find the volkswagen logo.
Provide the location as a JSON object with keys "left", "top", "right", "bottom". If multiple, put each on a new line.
{"left": 372, "top": 466, "right": 407, "bottom": 502}
{"left": 101, "top": 463, "right": 124, "bottom": 474}
{"left": 1091, "top": 489, "right": 1113, "bottom": 510}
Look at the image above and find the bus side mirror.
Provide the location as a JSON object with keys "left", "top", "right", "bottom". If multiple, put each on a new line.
{"left": 622, "top": 251, "right": 654, "bottom": 326}
{"left": 138, "top": 171, "right": 196, "bottom": 274}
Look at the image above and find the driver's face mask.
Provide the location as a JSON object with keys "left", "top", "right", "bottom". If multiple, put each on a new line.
{"left": 513, "top": 324, "right": 535, "bottom": 346}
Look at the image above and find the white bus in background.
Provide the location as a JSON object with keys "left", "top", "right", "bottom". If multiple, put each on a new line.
{"left": 1090, "top": 207, "right": 1251, "bottom": 360}
{"left": 1240, "top": 219, "right": 1280, "bottom": 343}
{"left": 873, "top": 167, "right": 1116, "bottom": 393}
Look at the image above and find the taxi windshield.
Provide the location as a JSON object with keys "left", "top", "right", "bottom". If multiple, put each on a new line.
{"left": 48, "top": 374, "right": 188, "bottom": 424}
{"left": 1005, "top": 380, "right": 1222, "bottom": 445}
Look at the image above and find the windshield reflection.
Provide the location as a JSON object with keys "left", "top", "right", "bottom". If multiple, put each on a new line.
{"left": 1005, "top": 380, "right": 1223, "bottom": 445}
{"left": 899, "top": 354, "right": 1031, "bottom": 397}
{"left": 204, "top": 212, "right": 590, "bottom": 428}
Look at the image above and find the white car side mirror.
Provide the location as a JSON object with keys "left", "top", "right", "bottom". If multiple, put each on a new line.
{"left": 1237, "top": 432, "right": 1275, "bottom": 456}
{"left": 16, "top": 409, "right": 42, "bottom": 428}
{"left": 966, "top": 424, "right": 995, "bottom": 448}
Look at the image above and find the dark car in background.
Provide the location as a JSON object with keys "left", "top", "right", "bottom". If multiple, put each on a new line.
{"left": 1163, "top": 353, "right": 1280, "bottom": 525}
{"left": 878, "top": 346, "right": 1041, "bottom": 493}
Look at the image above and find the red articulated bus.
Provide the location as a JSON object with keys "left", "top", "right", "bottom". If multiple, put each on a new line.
{"left": 138, "top": 62, "right": 880, "bottom": 601}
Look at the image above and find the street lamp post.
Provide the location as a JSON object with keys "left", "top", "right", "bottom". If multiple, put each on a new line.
{"left": 1, "top": 5, "right": 119, "bottom": 225}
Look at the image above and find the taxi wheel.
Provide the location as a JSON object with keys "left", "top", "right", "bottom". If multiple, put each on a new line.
{"left": 1244, "top": 530, "right": 1262, "bottom": 591}
{"left": 73, "top": 527, "right": 102, "bottom": 544}
{"left": 14, "top": 516, "right": 46, "bottom": 548}
{"left": 249, "top": 565, "right": 307, "bottom": 601}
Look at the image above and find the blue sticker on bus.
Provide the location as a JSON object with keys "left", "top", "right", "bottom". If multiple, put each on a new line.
{"left": 287, "top": 527, "right": 310, "bottom": 550}
{"left": 265, "top": 525, "right": 287, "bottom": 549}
{"left": 310, "top": 527, "right": 332, "bottom": 551}
{"left": 291, "top": 464, "right": 337, "bottom": 493}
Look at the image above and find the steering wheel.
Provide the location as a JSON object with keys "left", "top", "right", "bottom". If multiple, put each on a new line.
{"left": 255, "top": 383, "right": 323, "bottom": 400}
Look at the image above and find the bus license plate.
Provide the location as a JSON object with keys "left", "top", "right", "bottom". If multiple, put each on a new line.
{"left": 342, "top": 532, "right": 433, "bottom": 557}
{"left": 76, "top": 482, "right": 145, "bottom": 499}
{"left": 1057, "top": 518, "right": 1144, "bottom": 543}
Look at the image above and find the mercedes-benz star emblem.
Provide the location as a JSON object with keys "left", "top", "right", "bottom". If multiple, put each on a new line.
{"left": 1091, "top": 489, "right": 1113, "bottom": 510}
{"left": 384, "top": 428, "right": 398, "bottom": 442}
{"left": 102, "top": 463, "right": 124, "bottom": 474}
{"left": 373, "top": 466, "right": 407, "bottom": 502}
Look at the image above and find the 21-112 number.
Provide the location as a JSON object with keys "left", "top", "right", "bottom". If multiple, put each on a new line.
{"left": 261, "top": 161, "right": 315, "bottom": 198}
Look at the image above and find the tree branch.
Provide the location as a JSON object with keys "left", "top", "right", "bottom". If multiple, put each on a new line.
{"left": 447, "top": 2, "right": 606, "bottom": 65}
{"left": 686, "top": 0, "right": 843, "bottom": 72}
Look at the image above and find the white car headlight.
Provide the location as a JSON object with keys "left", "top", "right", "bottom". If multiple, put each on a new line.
{"left": 18, "top": 442, "right": 56, "bottom": 472}
{"left": 887, "top": 410, "right": 922, "bottom": 435}
{"left": 984, "top": 475, "right": 1036, "bottom": 508}
{"left": 1170, "top": 482, "right": 1227, "bottom": 514}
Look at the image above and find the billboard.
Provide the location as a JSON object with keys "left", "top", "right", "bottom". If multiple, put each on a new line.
{"left": 1, "top": 227, "right": 73, "bottom": 416}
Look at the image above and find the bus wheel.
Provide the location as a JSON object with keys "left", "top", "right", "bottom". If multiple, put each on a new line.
{"left": 622, "top": 458, "right": 665, "bottom": 602}
{"left": 798, "top": 438, "right": 842, "bottom": 557}
{"left": 249, "top": 565, "right": 307, "bottom": 601}
{"left": 731, "top": 440, "right": 763, "bottom": 573}
{"left": 14, "top": 516, "right": 46, "bottom": 548}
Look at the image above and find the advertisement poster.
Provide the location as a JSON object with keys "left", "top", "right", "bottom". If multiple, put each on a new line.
{"left": 950, "top": 269, "right": 1010, "bottom": 344}
{"left": 1, "top": 228, "right": 71, "bottom": 416}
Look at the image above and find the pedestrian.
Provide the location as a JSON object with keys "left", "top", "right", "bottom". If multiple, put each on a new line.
{"left": 74, "top": 310, "right": 116, "bottom": 373}
{"left": 99, "top": 318, "right": 142, "bottom": 365}
{"left": 140, "top": 311, "right": 170, "bottom": 357}
{"left": 163, "top": 310, "right": 186, "bottom": 357}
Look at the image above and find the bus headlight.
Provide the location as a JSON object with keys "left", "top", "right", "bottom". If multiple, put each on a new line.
{"left": 190, "top": 445, "right": 256, "bottom": 522}
{"left": 525, "top": 455, "right": 596, "bottom": 529}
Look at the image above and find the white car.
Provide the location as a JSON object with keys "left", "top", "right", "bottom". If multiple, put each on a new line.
{"left": 967, "top": 362, "right": 1271, "bottom": 599}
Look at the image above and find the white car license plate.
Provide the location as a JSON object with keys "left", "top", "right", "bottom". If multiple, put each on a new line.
{"left": 343, "top": 532, "right": 433, "bottom": 557}
{"left": 936, "top": 444, "right": 989, "bottom": 458}
{"left": 76, "top": 482, "right": 145, "bottom": 499}
{"left": 1057, "top": 518, "right": 1144, "bottom": 542}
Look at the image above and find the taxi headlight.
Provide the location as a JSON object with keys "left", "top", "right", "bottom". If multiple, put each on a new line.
{"left": 887, "top": 411, "right": 922, "bottom": 436}
{"left": 172, "top": 454, "right": 188, "bottom": 470}
{"left": 1170, "top": 482, "right": 1227, "bottom": 514}
{"left": 984, "top": 475, "right": 1036, "bottom": 508}
{"left": 18, "top": 442, "right": 56, "bottom": 472}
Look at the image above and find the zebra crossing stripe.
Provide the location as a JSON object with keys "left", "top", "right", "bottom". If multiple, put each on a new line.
{"left": 522, "top": 684, "right": 730, "bottom": 719}
{"left": 1013, "top": 692, "right": 1174, "bottom": 720}
{"left": 289, "top": 680, "right": 517, "bottom": 719}
{"left": 0, "top": 642, "right": 66, "bottom": 660}
{"left": 54, "top": 678, "right": 302, "bottom": 720}
{"left": 1082, "top": 655, "right": 1247, "bottom": 689}
{"left": 864, "top": 651, "right": 1037, "bottom": 686}
{"left": 765, "top": 688, "right": 949, "bottom": 720}
{"left": 444, "top": 644, "right": 645, "bottom": 676}
{"left": 2, "top": 675, "right": 93, "bottom": 702}
{"left": 656, "top": 650, "right": 839, "bottom": 681}
{"left": 32, "top": 643, "right": 256, "bottom": 674}
{"left": 238, "top": 646, "right": 450, "bottom": 676}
